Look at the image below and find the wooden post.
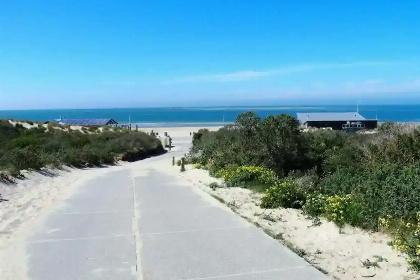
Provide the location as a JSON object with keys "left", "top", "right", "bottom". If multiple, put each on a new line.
{"left": 181, "top": 157, "right": 186, "bottom": 172}
{"left": 172, "top": 157, "right": 175, "bottom": 166}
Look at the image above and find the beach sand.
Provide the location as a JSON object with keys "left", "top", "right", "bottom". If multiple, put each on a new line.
{"left": 138, "top": 126, "right": 221, "bottom": 138}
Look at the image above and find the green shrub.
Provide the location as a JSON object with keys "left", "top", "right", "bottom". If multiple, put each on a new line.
{"left": 255, "top": 167, "right": 278, "bottom": 185}
{"left": 193, "top": 163, "right": 202, "bottom": 169}
{"left": 320, "top": 163, "right": 420, "bottom": 229}
{"left": 379, "top": 214, "right": 420, "bottom": 271}
{"left": 303, "top": 193, "right": 327, "bottom": 217}
{"left": 323, "top": 194, "right": 362, "bottom": 227}
{"left": 214, "top": 165, "right": 278, "bottom": 191}
{"left": 217, "top": 166, "right": 278, "bottom": 185}
{"left": 319, "top": 167, "right": 363, "bottom": 195}
{"left": 187, "top": 111, "right": 420, "bottom": 270}
{"left": 88, "top": 126, "right": 99, "bottom": 132}
{"left": 261, "top": 182, "right": 306, "bottom": 209}
{"left": 0, "top": 121, "right": 164, "bottom": 174}
{"left": 214, "top": 165, "right": 239, "bottom": 180}
{"left": 377, "top": 121, "right": 399, "bottom": 133}
{"left": 176, "top": 159, "right": 181, "bottom": 166}
{"left": 9, "top": 135, "right": 44, "bottom": 149}
{"left": 189, "top": 112, "right": 310, "bottom": 177}
{"left": 62, "top": 149, "right": 84, "bottom": 167}
{"left": 209, "top": 182, "right": 220, "bottom": 190}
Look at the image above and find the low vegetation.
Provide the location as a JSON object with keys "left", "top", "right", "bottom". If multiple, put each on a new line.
{"left": 0, "top": 120, "right": 164, "bottom": 178}
{"left": 190, "top": 112, "right": 420, "bottom": 271}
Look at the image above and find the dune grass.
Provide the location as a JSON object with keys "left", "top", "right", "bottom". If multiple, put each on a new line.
{"left": 0, "top": 120, "right": 165, "bottom": 178}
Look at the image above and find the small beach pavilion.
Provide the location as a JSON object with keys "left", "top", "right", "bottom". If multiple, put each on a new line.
{"left": 55, "top": 118, "right": 118, "bottom": 126}
{"left": 297, "top": 112, "right": 377, "bottom": 130}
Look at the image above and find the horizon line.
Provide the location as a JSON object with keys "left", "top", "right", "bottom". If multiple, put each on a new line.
{"left": 3, "top": 103, "right": 420, "bottom": 111}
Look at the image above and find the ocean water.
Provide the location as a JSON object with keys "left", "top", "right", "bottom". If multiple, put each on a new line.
{"left": 1, "top": 105, "right": 420, "bottom": 127}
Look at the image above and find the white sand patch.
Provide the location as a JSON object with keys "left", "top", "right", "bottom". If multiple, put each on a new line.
{"left": 8, "top": 120, "right": 39, "bottom": 129}
{"left": 69, "top": 125, "right": 85, "bottom": 132}
{"left": 176, "top": 166, "right": 417, "bottom": 280}
{"left": 139, "top": 126, "right": 221, "bottom": 138}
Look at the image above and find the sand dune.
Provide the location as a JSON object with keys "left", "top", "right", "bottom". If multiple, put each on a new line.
{"left": 0, "top": 126, "right": 417, "bottom": 280}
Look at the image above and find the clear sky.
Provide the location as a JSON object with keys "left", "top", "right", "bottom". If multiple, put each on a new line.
{"left": 1, "top": 0, "right": 420, "bottom": 109}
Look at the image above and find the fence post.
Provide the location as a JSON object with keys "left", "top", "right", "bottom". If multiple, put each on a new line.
{"left": 181, "top": 157, "right": 186, "bottom": 172}
{"left": 172, "top": 157, "right": 175, "bottom": 166}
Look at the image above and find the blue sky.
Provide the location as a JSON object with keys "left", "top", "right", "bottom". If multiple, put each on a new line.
{"left": 1, "top": 0, "right": 420, "bottom": 109}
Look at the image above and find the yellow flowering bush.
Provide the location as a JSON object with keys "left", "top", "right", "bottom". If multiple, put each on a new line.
{"left": 214, "top": 165, "right": 239, "bottom": 180}
{"left": 385, "top": 213, "right": 420, "bottom": 271}
{"left": 216, "top": 165, "right": 278, "bottom": 186}
{"left": 261, "top": 182, "right": 306, "bottom": 209}
{"left": 303, "top": 193, "right": 327, "bottom": 216}
{"left": 193, "top": 163, "right": 202, "bottom": 169}
{"left": 323, "top": 194, "right": 362, "bottom": 227}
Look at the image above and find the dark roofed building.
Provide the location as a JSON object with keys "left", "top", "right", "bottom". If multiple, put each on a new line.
{"left": 57, "top": 118, "right": 118, "bottom": 126}
{"left": 296, "top": 112, "right": 377, "bottom": 130}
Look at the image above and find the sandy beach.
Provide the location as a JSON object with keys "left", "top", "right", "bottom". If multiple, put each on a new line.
{"left": 138, "top": 126, "right": 221, "bottom": 138}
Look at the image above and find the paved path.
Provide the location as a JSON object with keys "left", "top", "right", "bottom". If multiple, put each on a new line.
{"left": 25, "top": 138, "right": 328, "bottom": 280}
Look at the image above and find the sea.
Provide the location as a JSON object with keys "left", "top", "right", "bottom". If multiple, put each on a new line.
{"left": 1, "top": 105, "right": 420, "bottom": 127}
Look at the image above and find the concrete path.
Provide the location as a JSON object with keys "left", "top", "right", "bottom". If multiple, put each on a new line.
{"left": 25, "top": 138, "right": 329, "bottom": 280}
{"left": 26, "top": 169, "right": 137, "bottom": 280}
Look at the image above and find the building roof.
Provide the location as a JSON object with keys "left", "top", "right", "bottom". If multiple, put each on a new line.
{"left": 297, "top": 112, "right": 366, "bottom": 124}
{"left": 57, "top": 119, "right": 118, "bottom": 126}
